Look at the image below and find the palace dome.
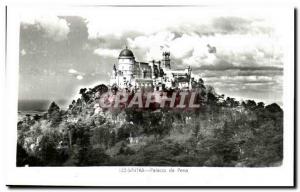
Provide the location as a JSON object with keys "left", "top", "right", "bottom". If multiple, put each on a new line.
{"left": 119, "top": 47, "right": 134, "bottom": 58}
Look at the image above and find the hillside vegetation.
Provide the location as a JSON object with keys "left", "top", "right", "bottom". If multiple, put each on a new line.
{"left": 17, "top": 79, "right": 283, "bottom": 167}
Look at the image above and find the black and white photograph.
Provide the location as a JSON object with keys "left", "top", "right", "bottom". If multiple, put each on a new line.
{"left": 1, "top": 3, "right": 295, "bottom": 187}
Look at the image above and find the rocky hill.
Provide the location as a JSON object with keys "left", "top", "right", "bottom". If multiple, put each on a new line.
{"left": 17, "top": 79, "right": 283, "bottom": 167}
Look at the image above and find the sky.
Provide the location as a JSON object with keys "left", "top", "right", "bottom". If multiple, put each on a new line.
{"left": 18, "top": 7, "right": 286, "bottom": 106}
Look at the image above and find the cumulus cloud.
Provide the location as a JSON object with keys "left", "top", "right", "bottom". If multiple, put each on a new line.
{"left": 22, "top": 16, "right": 70, "bottom": 41}
{"left": 85, "top": 8, "right": 274, "bottom": 39}
{"left": 76, "top": 75, "right": 84, "bottom": 80}
{"left": 84, "top": 10, "right": 285, "bottom": 105}
{"left": 204, "top": 73, "right": 282, "bottom": 103}
{"left": 86, "top": 8, "right": 175, "bottom": 39}
{"left": 18, "top": 8, "right": 288, "bottom": 105}
{"left": 212, "top": 17, "right": 252, "bottom": 34}
{"left": 68, "top": 68, "right": 85, "bottom": 80}
{"left": 93, "top": 48, "right": 121, "bottom": 58}
{"left": 218, "top": 75, "right": 274, "bottom": 83}
{"left": 84, "top": 7, "right": 284, "bottom": 73}
{"left": 68, "top": 69, "right": 78, "bottom": 74}
{"left": 127, "top": 31, "right": 283, "bottom": 71}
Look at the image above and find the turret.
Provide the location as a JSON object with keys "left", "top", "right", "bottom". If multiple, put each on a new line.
{"left": 162, "top": 51, "right": 171, "bottom": 69}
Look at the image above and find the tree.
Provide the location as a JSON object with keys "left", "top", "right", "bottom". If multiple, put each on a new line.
{"left": 16, "top": 143, "right": 30, "bottom": 166}
{"left": 79, "top": 88, "right": 90, "bottom": 103}
{"left": 109, "top": 130, "right": 117, "bottom": 147}
{"left": 142, "top": 111, "right": 164, "bottom": 138}
{"left": 92, "top": 84, "right": 109, "bottom": 95}
{"left": 265, "top": 103, "right": 282, "bottom": 113}
{"left": 47, "top": 102, "right": 62, "bottom": 127}
{"left": 207, "top": 92, "right": 218, "bottom": 105}
{"left": 212, "top": 121, "right": 239, "bottom": 166}
{"left": 17, "top": 143, "right": 44, "bottom": 166}
{"left": 257, "top": 102, "right": 265, "bottom": 108}
{"left": 36, "top": 132, "right": 62, "bottom": 165}
{"left": 82, "top": 147, "right": 110, "bottom": 166}
{"left": 50, "top": 111, "right": 62, "bottom": 127}
{"left": 117, "top": 123, "right": 138, "bottom": 141}
{"left": 67, "top": 122, "right": 92, "bottom": 165}
{"left": 245, "top": 100, "right": 257, "bottom": 109}
{"left": 33, "top": 114, "right": 41, "bottom": 121}
{"left": 198, "top": 78, "right": 204, "bottom": 85}
{"left": 79, "top": 88, "right": 87, "bottom": 95}
{"left": 206, "top": 86, "right": 218, "bottom": 105}
{"left": 131, "top": 141, "right": 184, "bottom": 166}
{"left": 48, "top": 102, "right": 60, "bottom": 114}
{"left": 125, "top": 108, "right": 144, "bottom": 125}
{"left": 225, "top": 97, "right": 239, "bottom": 107}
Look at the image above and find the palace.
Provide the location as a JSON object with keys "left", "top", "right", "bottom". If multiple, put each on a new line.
{"left": 110, "top": 47, "right": 192, "bottom": 90}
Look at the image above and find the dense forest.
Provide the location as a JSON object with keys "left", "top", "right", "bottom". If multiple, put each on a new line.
{"left": 17, "top": 79, "right": 283, "bottom": 167}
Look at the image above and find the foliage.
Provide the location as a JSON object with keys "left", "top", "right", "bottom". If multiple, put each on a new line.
{"left": 17, "top": 82, "right": 283, "bottom": 167}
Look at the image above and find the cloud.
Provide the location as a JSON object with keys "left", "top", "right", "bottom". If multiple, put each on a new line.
{"left": 68, "top": 69, "right": 78, "bottom": 74}
{"left": 212, "top": 17, "right": 252, "bottom": 34}
{"left": 22, "top": 16, "right": 70, "bottom": 41}
{"left": 18, "top": 10, "right": 286, "bottom": 105}
{"left": 76, "top": 75, "right": 83, "bottom": 80}
{"left": 127, "top": 31, "right": 283, "bottom": 71}
{"left": 204, "top": 75, "right": 279, "bottom": 87}
{"left": 198, "top": 69, "right": 282, "bottom": 79}
{"left": 93, "top": 48, "right": 121, "bottom": 58}
{"left": 86, "top": 10, "right": 173, "bottom": 39}
{"left": 218, "top": 75, "right": 274, "bottom": 83}
{"left": 204, "top": 73, "right": 282, "bottom": 103}
{"left": 20, "top": 49, "right": 26, "bottom": 56}
{"left": 68, "top": 68, "right": 85, "bottom": 80}
{"left": 86, "top": 11, "right": 284, "bottom": 73}
{"left": 85, "top": 7, "right": 275, "bottom": 39}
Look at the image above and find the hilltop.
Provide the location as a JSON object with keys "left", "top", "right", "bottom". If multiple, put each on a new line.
{"left": 17, "top": 79, "right": 283, "bottom": 167}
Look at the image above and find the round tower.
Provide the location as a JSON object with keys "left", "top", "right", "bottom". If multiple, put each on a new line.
{"left": 117, "top": 47, "right": 135, "bottom": 87}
